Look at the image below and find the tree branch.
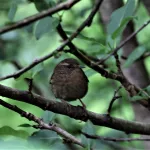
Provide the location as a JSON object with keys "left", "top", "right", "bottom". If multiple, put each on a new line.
{"left": 0, "top": 0, "right": 105, "bottom": 81}
{"left": 0, "top": 98, "right": 84, "bottom": 148}
{"left": 1, "top": 84, "right": 150, "bottom": 135}
{"left": 0, "top": 0, "right": 149, "bottom": 109}
{"left": 107, "top": 86, "right": 122, "bottom": 115}
{"left": 11, "top": 60, "right": 42, "bottom": 94}
{"left": 98, "top": 19, "right": 150, "bottom": 64}
{"left": 56, "top": 0, "right": 150, "bottom": 106}
{"left": 56, "top": 0, "right": 124, "bottom": 83}
{"left": 0, "top": 0, "right": 123, "bottom": 91}
{"left": 0, "top": 0, "right": 80, "bottom": 34}
{"left": 81, "top": 132, "right": 150, "bottom": 142}
{"left": 56, "top": 1, "right": 138, "bottom": 97}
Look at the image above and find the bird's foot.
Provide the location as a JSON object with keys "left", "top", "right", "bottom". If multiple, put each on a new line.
{"left": 78, "top": 99, "right": 86, "bottom": 111}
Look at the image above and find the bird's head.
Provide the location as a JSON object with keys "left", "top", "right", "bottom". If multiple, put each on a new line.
{"left": 58, "top": 58, "right": 84, "bottom": 70}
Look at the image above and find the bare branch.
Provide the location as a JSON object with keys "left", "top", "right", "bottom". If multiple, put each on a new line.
{"left": 0, "top": 0, "right": 105, "bottom": 81}
{"left": 25, "top": 78, "right": 33, "bottom": 93}
{"left": 0, "top": 98, "right": 84, "bottom": 148}
{"left": 56, "top": 1, "right": 150, "bottom": 104}
{"left": 107, "top": 86, "right": 122, "bottom": 115}
{"left": 11, "top": 60, "right": 43, "bottom": 95}
{"left": 0, "top": 0, "right": 80, "bottom": 34}
{"left": 56, "top": 0, "right": 125, "bottom": 83}
{"left": 114, "top": 52, "right": 123, "bottom": 75}
{"left": 82, "top": 132, "right": 150, "bottom": 142}
{"left": 56, "top": 1, "right": 138, "bottom": 98}
{"left": 0, "top": 0, "right": 149, "bottom": 109}
{"left": 1, "top": 83, "right": 150, "bottom": 135}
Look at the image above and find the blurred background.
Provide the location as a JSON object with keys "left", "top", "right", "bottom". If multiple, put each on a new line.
{"left": 0, "top": 0, "right": 150, "bottom": 149}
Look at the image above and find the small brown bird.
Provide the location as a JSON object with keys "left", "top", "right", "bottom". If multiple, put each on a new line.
{"left": 50, "top": 58, "right": 88, "bottom": 108}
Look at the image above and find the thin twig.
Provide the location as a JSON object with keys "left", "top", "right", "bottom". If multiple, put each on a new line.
{"left": 143, "top": 52, "right": 150, "bottom": 58}
{"left": 82, "top": 132, "right": 150, "bottom": 142}
{"left": 97, "top": 19, "right": 150, "bottom": 64}
{"left": 0, "top": 0, "right": 105, "bottom": 81}
{"left": 114, "top": 52, "right": 122, "bottom": 75}
{"left": 0, "top": 52, "right": 55, "bottom": 80}
{"left": 107, "top": 86, "right": 122, "bottom": 115}
{"left": 121, "top": 52, "right": 150, "bottom": 60}
{"left": 57, "top": 0, "right": 104, "bottom": 49}
{"left": 0, "top": 0, "right": 80, "bottom": 34}
{"left": 0, "top": 98, "right": 85, "bottom": 148}
{"left": 134, "top": 86, "right": 150, "bottom": 99}
{"left": 25, "top": 78, "right": 33, "bottom": 93}
{"left": 56, "top": 1, "right": 150, "bottom": 101}
{"left": 11, "top": 60, "right": 43, "bottom": 95}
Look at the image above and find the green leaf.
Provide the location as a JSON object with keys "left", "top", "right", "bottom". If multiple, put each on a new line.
{"left": 0, "top": 126, "right": 29, "bottom": 139}
{"left": 8, "top": 2, "right": 18, "bottom": 21}
{"left": 107, "top": 0, "right": 136, "bottom": 35}
{"left": 42, "top": 111, "right": 56, "bottom": 123}
{"left": 18, "top": 124, "right": 32, "bottom": 128}
{"left": 85, "top": 68, "right": 98, "bottom": 78}
{"left": 123, "top": 46, "right": 146, "bottom": 68}
{"left": 34, "top": 0, "right": 49, "bottom": 11}
{"left": 46, "top": 0, "right": 56, "bottom": 7}
{"left": 24, "top": 23, "right": 35, "bottom": 33}
{"left": 28, "top": 130, "right": 60, "bottom": 148}
{"left": 107, "top": 0, "right": 136, "bottom": 47}
{"left": 35, "top": 17, "right": 59, "bottom": 40}
{"left": 29, "top": 129, "right": 69, "bottom": 149}
{"left": 0, "top": 138, "right": 29, "bottom": 149}
{"left": 130, "top": 95, "right": 146, "bottom": 101}
{"left": 81, "top": 121, "right": 95, "bottom": 150}
{"left": 32, "top": 62, "right": 44, "bottom": 78}
{"left": 65, "top": 30, "right": 102, "bottom": 44}
{"left": 16, "top": 71, "right": 32, "bottom": 81}
{"left": 33, "top": 0, "right": 56, "bottom": 11}
{"left": 112, "top": 16, "right": 135, "bottom": 39}
{"left": 145, "top": 85, "right": 150, "bottom": 94}
{"left": 17, "top": 63, "right": 44, "bottom": 81}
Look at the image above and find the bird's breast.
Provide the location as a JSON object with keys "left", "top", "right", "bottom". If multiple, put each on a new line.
{"left": 51, "top": 69, "right": 88, "bottom": 101}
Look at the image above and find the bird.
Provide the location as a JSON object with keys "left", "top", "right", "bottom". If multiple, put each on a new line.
{"left": 50, "top": 58, "right": 88, "bottom": 108}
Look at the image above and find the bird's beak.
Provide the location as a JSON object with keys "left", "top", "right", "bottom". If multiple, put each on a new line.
{"left": 79, "top": 65, "right": 85, "bottom": 68}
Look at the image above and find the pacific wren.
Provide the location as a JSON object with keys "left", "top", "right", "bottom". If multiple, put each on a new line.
{"left": 50, "top": 58, "right": 88, "bottom": 107}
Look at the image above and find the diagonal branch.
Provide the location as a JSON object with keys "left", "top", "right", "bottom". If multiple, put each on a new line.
{"left": 0, "top": 98, "right": 84, "bottom": 148}
{"left": 107, "top": 86, "right": 122, "bottom": 115}
{"left": 0, "top": 0, "right": 148, "bottom": 108}
{"left": 0, "top": 0, "right": 106, "bottom": 81}
{"left": 11, "top": 60, "right": 43, "bottom": 95}
{"left": 1, "top": 83, "right": 150, "bottom": 135}
{"left": 0, "top": 0, "right": 80, "bottom": 34}
{"left": 81, "top": 132, "right": 150, "bottom": 142}
{"left": 56, "top": 4, "right": 150, "bottom": 104}
{"left": 97, "top": 19, "right": 150, "bottom": 64}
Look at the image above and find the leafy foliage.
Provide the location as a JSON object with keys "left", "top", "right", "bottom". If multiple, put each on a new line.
{"left": 42, "top": 111, "right": 56, "bottom": 123}
{"left": 0, "top": 0, "right": 149, "bottom": 149}
{"left": 35, "top": 17, "right": 59, "bottom": 40}
{"left": 107, "top": 0, "right": 136, "bottom": 48}
{"left": 81, "top": 121, "right": 95, "bottom": 149}
{"left": 0, "top": 126, "right": 29, "bottom": 139}
{"left": 123, "top": 46, "right": 147, "bottom": 67}
{"left": 8, "top": 2, "right": 18, "bottom": 21}
{"left": 17, "top": 63, "right": 44, "bottom": 80}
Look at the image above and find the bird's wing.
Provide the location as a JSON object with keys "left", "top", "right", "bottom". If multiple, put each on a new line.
{"left": 83, "top": 71, "right": 89, "bottom": 82}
